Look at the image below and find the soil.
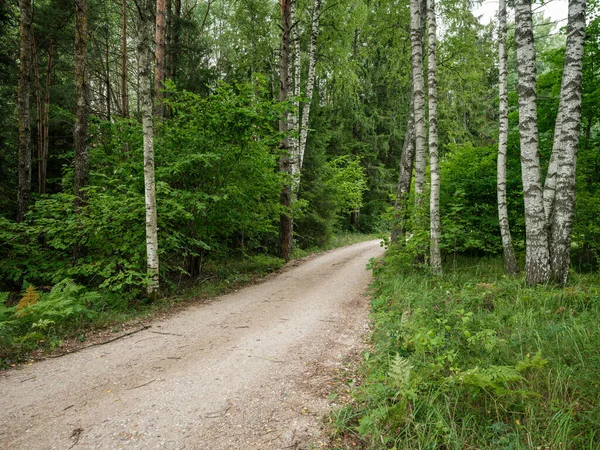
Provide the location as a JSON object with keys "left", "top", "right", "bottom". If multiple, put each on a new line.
{"left": 0, "top": 240, "right": 383, "bottom": 450}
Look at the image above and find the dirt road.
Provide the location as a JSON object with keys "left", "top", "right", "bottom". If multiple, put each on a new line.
{"left": 0, "top": 240, "right": 383, "bottom": 450}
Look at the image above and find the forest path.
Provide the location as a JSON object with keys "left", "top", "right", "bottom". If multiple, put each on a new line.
{"left": 0, "top": 239, "right": 383, "bottom": 450}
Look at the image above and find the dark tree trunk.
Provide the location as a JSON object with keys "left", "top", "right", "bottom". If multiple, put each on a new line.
{"left": 154, "top": 0, "right": 166, "bottom": 118}
{"left": 121, "top": 0, "right": 129, "bottom": 118}
{"left": 17, "top": 0, "right": 33, "bottom": 222}
{"left": 278, "top": 0, "right": 293, "bottom": 261}
{"left": 74, "top": 0, "right": 90, "bottom": 213}
{"left": 172, "top": 0, "right": 181, "bottom": 81}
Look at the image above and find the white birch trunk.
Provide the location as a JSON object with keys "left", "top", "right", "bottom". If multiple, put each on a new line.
{"left": 137, "top": 0, "right": 160, "bottom": 298}
{"left": 515, "top": 0, "right": 550, "bottom": 284}
{"left": 411, "top": 0, "right": 427, "bottom": 253}
{"left": 427, "top": 0, "right": 441, "bottom": 273}
{"left": 391, "top": 97, "right": 415, "bottom": 245}
{"left": 497, "top": 0, "right": 520, "bottom": 274}
{"left": 542, "top": 112, "right": 562, "bottom": 223}
{"left": 549, "top": 0, "right": 586, "bottom": 284}
{"left": 289, "top": 0, "right": 301, "bottom": 181}
{"left": 298, "top": 0, "right": 321, "bottom": 172}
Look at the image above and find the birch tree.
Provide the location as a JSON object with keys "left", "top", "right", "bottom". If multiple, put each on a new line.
{"left": 412, "top": 0, "right": 426, "bottom": 211}
{"left": 515, "top": 0, "right": 550, "bottom": 284}
{"left": 298, "top": 0, "right": 321, "bottom": 172}
{"left": 17, "top": 0, "right": 33, "bottom": 222}
{"left": 391, "top": 97, "right": 415, "bottom": 245}
{"left": 497, "top": 0, "right": 519, "bottom": 274}
{"left": 74, "top": 0, "right": 90, "bottom": 213}
{"left": 549, "top": 0, "right": 586, "bottom": 284}
{"left": 411, "top": 0, "right": 427, "bottom": 262}
{"left": 289, "top": 0, "right": 300, "bottom": 179}
{"left": 136, "top": 0, "right": 160, "bottom": 297}
{"left": 427, "top": 0, "right": 441, "bottom": 273}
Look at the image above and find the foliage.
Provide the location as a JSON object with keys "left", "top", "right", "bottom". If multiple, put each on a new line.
{"left": 330, "top": 256, "right": 600, "bottom": 449}
{"left": 0, "top": 281, "right": 116, "bottom": 359}
{"left": 0, "top": 79, "right": 286, "bottom": 296}
{"left": 439, "top": 143, "right": 524, "bottom": 256}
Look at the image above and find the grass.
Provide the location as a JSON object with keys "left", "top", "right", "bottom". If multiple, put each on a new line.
{"left": 328, "top": 252, "right": 600, "bottom": 449}
{"left": 0, "top": 232, "right": 375, "bottom": 368}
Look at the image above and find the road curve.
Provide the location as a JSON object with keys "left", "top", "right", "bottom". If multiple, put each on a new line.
{"left": 0, "top": 239, "right": 384, "bottom": 450}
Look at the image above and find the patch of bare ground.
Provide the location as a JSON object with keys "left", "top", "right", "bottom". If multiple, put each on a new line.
{"left": 0, "top": 240, "right": 383, "bottom": 449}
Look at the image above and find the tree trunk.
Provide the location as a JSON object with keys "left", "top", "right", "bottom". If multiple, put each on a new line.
{"left": 515, "top": 0, "right": 550, "bottom": 284}
{"left": 391, "top": 96, "right": 415, "bottom": 245}
{"left": 154, "top": 0, "right": 166, "bottom": 119}
{"left": 279, "top": 0, "right": 293, "bottom": 261}
{"left": 411, "top": 0, "right": 427, "bottom": 261}
{"left": 137, "top": 0, "right": 160, "bottom": 298}
{"left": 549, "top": 0, "right": 586, "bottom": 284}
{"left": 165, "top": 0, "right": 172, "bottom": 81}
{"left": 121, "top": 0, "right": 129, "bottom": 118}
{"left": 542, "top": 115, "right": 561, "bottom": 223}
{"left": 74, "top": 0, "right": 89, "bottom": 213}
{"left": 298, "top": 0, "right": 321, "bottom": 172}
{"left": 41, "top": 41, "right": 54, "bottom": 195}
{"left": 497, "top": 0, "right": 519, "bottom": 274}
{"left": 17, "top": 0, "right": 33, "bottom": 222}
{"left": 172, "top": 0, "right": 181, "bottom": 81}
{"left": 289, "top": 0, "right": 300, "bottom": 181}
{"left": 427, "top": 0, "right": 441, "bottom": 273}
{"left": 105, "top": 23, "right": 111, "bottom": 122}
{"left": 33, "top": 37, "right": 43, "bottom": 195}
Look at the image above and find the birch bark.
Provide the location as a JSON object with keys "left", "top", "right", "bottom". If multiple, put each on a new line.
{"left": 137, "top": 0, "right": 160, "bottom": 297}
{"left": 427, "top": 0, "right": 441, "bottom": 273}
{"left": 289, "top": 0, "right": 300, "bottom": 180}
{"left": 391, "top": 96, "right": 415, "bottom": 245}
{"left": 411, "top": 0, "right": 427, "bottom": 261}
{"left": 543, "top": 115, "right": 561, "bottom": 222}
{"left": 549, "top": 0, "right": 586, "bottom": 284}
{"left": 17, "top": 0, "right": 33, "bottom": 222}
{"left": 74, "top": 0, "right": 90, "bottom": 213}
{"left": 298, "top": 0, "right": 321, "bottom": 172}
{"left": 515, "top": 0, "right": 550, "bottom": 284}
{"left": 412, "top": 0, "right": 426, "bottom": 208}
{"left": 497, "top": 0, "right": 519, "bottom": 274}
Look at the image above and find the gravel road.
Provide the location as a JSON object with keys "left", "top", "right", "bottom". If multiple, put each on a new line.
{"left": 0, "top": 240, "right": 383, "bottom": 450}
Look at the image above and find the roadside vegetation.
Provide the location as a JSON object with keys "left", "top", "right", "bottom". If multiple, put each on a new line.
{"left": 328, "top": 252, "right": 600, "bottom": 449}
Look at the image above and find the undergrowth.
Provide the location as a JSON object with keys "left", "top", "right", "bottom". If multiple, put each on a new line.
{"left": 329, "top": 251, "right": 600, "bottom": 449}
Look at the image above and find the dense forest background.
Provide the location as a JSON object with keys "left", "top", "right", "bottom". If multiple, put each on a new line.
{"left": 0, "top": 0, "right": 598, "bottom": 334}
{"left": 1, "top": 0, "right": 600, "bottom": 447}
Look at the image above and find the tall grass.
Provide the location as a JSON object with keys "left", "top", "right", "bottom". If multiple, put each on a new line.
{"left": 329, "top": 253, "right": 600, "bottom": 449}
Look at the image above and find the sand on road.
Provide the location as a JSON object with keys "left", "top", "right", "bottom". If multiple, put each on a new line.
{"left": 0, "top": 239, "right": 384, "bottom": 450}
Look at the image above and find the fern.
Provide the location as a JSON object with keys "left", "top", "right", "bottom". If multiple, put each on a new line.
{"left": 515, "top": 351, "right": 548, "bottom": 372}
{"left": 389, "top": 353, "right": 412, "bottom": 388}
{"left": 457, "top": 365, "right": 529, "bottom": 396}
{"left": 16, "top": 285, "right": 40, "bottom": 316}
